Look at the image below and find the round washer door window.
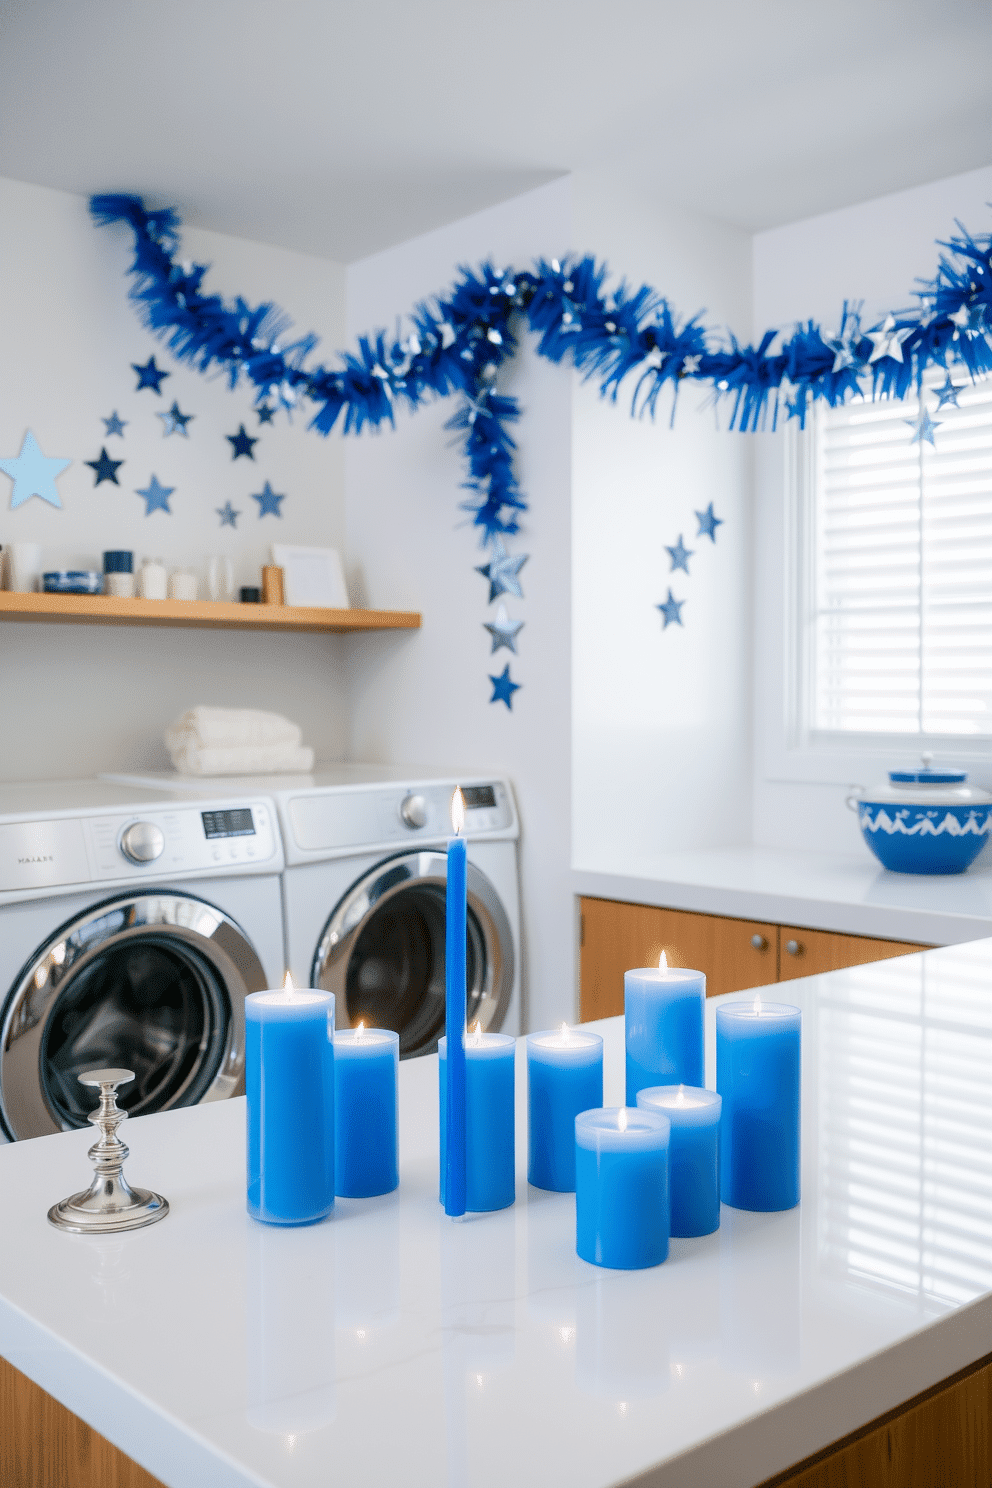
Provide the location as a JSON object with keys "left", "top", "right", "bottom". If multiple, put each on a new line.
{"left": 311, "top": 851, "right": 514, "bottom": 1058}
{"left": 0, "top": 891, "right": 268, "bottom": 1141}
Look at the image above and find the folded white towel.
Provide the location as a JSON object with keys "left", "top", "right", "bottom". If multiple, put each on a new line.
{"left": 167, "top": 742, "right": 315, "bottom": 777}
{"left": 165, "top": 706, "right": 301, "bottom": 751}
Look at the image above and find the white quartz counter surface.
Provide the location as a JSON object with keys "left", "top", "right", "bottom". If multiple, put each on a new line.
{"left": 574, "top": 845, "right": 992, "bottom": 945}
{"left": 3, "top": 944, "right": 992, "bottom": 1488}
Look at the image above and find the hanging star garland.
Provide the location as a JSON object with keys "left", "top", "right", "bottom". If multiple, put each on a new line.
{"left": 905, "top": 409, "right": 942, "bottom": 446}
{"left": 0, "top": 431, "right": 71, "bottom": 509}
{"left": 85, "top": 447, "right": 124, "bottom": 486}
{"left": 489, "top": 664, "right": 521, "bottom": 709}
{"left": 158, "top": 400, "right": 194, "bottom": 437}
{"left": 252, "top": 480, "right": 284, "bottom": 517}
{"left": 102, "top": 410, "right": 128, "bottom": 437}
{"left": 90, "top": 194, "right": 992, "bottom": 706}
{"left": 476, "top": 536, "right": 527, "bottom": 602}
{"left": 665, "top": 534, "right": 693, "bottom": 573}
{"left": 216, "top": 500, "right": 240, "bottom": 527}
{"left": 132, "top": 355, "right": 170, "bottom": 393}
{"left": 136, "top": 473, "right": 174, "bottom": 515}
{"left": 484, "top": 604, "right": 524, "bottom": 654}
{"left": 227, "top": 424, "right": 258, "bottom": 460}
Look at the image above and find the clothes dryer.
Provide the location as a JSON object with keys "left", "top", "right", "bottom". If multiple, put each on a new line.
{"left": 0, "top": 781, "right": 284, "bottom": 1141}
{"left": 103, "top": 766, "right": 522, "bottom": 1056}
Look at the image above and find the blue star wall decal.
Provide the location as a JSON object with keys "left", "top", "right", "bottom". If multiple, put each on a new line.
{"left": 483, "top": 603, "right": 524, "bottom": 654}
{"left": 657, "top": 590, "right": 685, "bottom": 628}
{"left": 0, "top": 430, "right": 71, "bottom": 509}
{"left": 252, "top": 480, "right": 284, "bottom": 517}
{"left": 227, "top": 424, "right": 258, "bottom": 460}
{"left": 157, "top": 401, "right": 194, "bottom": 438}
{"left": 132, "top": 355, "right": 170, "bottom": 394}
{"left": 489, "top": 663, "right": 521, "bottom": 709}
{"left": 476, "top": 537, "right": 528, "bottom": 602}
{"left": 84, "top": 447, "right": 124, "bottom": 486}
{"left": 695, "top": 502, "right": 723, "bottom": 542}
{"left": 256, "top": 403, "right": 276, "bottom": 424}
{"left": 102, "top": 410, "right": 127, "bottom": 437}
{"left": 136, "top": 474, "right": 174, "bottom": 515}
{"left": 216, "top": 500, "right": 240, "bottom": 528}
{"left": 905, "top": 409, "right": 941, "bottom": 446}
{"left": 665, "top": 534, "right": 694, "bottom": 573}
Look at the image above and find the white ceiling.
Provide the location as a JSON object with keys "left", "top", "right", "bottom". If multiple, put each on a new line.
{"left": 3, "top": 0, "right": 991, "bottom": 262}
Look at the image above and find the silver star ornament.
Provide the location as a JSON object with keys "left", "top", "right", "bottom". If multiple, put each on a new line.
{"left": 483, "top": 604, "right": 524, "bottom": 654}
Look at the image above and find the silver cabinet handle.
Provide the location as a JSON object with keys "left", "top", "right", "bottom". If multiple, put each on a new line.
{"left": 785, "top": 939, "right": 801, "bottom": 957}
{"left": 750, "top": 934, "right": 768, "bottom": 951}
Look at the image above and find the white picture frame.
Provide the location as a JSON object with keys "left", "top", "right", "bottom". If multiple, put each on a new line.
{"left": 270, "top": 544, "right": 349, "bottom": 609}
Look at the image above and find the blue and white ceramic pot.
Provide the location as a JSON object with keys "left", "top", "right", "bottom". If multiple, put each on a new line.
{"left": 848, "top": 759, "right": 992, "bottom": 875}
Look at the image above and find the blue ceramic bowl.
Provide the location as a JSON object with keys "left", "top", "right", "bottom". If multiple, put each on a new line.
{"left": 852, "top": 766, "right": 992, "bottom": 875}
{"left": 43, "top": 570, "right": 102, "bottom": 595}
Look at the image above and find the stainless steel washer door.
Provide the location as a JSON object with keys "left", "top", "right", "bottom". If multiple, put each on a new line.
{"left": 311, "top": 851, "right": 514, "bottom": 1058}
{"left": 0, "top": 890, "right": 268, "bottom": 1141}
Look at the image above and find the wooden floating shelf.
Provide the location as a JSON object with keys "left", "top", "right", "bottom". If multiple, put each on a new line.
{"left": 0, "top": 591, "right": 421, "bottom": 635}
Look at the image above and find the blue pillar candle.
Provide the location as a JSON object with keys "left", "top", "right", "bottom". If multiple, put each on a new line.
{"left": 575, "top": 1107, "right": 671, "bottom": 1270}
{"left": 625, "top": 954, "right": 705, "bottom": 1104}
{"left": 334, "top": 1025, "right": 399, "bottom": 1197}
{"left": 636, "top": 1085, "right": 722, "bottom": 1237}
{"left": 527, "top": 1026, "right": 604, "bottom": 1192}
{"left": 717, "top": 997, "right": 801, "bottom": 1213}
{"left": 439, "top": 1030, "right": 515, "bottom": 1212}
{"left": 246, "top": 984, "right": 335, "bottom": 1226}
{"left": 444, "top": 790, "right": 468, "bottom": 1217}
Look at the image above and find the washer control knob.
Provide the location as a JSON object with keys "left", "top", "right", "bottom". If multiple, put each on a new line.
{"left": 120, "top": 821, "right": 165, "bottom": 864}
{"left": 785, "top": 939, "right": 802, "bottom": 957}
{"left": 400, "top": 793, "right": 428, "bottom": 830}
{"left": 750, "top": 934, "right": 768, "bottom": 951}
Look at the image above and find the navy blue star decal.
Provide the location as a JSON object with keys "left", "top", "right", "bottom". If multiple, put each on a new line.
{"left": 695, "top": 503, "right": 723, "bottom": 542}
{"left": 665, "top": 534, "right": 694, "bottom": 573}
{"left": 102, "top": 410, "right": 127, "bottom": 437}
{"left": 256, "top": 403, "right": 276, "bottom": 424}
{"left": 216, "top": 501, "right": 240, "bottom": 528}
{"left": 489, "top": 664, "right": 521, "bottom": 709}
{"left": 252, "top": 481, "right": 284, "bottom": 517}
{"left": 132, "top": 356, "right": 170, "bottom": 394}
{"left": 85, "top": 447, "right": 124, "bottom": 486}
{"left": 227, "top": 424, "right": 258, "bottom": 460}
{"left": 657, "top": 590, "right": 685, "bottom": 628}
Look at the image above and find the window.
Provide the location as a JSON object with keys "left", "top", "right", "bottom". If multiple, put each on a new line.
{"left": 800, "top": 374, "right": 992, "bottom": 743}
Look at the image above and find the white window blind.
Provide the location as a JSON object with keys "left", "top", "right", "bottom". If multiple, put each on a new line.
{"left": 809, "top": 375, "right": 992, "bottom": 738}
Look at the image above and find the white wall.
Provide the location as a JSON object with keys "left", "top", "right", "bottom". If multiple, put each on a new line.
{"left": 0, "top": 176, "right": 349, "bottom": 779}
{"left": 344, "top": 179, "right": 574, "bottom": 1032}
{"left": 571, "top": 175, "right": 753, "bottom": 871}
{"left": 752, "top": 165, "right": 992, "bottom": 852}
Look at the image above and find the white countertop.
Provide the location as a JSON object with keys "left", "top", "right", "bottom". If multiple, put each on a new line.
{"left": 574, "top": 845, "right": 992, "bottom": 945}
{"left": 3, "top": 944, "right": 992, "bottom": 1488}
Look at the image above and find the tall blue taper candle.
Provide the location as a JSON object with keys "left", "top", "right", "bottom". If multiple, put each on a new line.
{"left": 444, "top": 788, "right": 468, "bottom": 1217}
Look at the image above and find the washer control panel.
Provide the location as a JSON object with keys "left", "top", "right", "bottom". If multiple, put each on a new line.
{"left": 0, "top": 800, "right": 279, "bottom": 894}
{"left": 289, "top": 779, "right": 516, "bottom": 856}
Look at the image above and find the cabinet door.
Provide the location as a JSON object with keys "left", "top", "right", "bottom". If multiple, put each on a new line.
{"left": 579, "top": 897, "right": 779, "bottom": 1022}
{"left": 777, "top": 925, "right": 931, "bottom": 980}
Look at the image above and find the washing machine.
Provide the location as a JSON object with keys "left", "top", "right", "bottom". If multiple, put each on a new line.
{"left": 0, "top": 780, "right": 284, "bottom": 1142}
{"left": 103, "top": 765, "right": 522, "bottom": 1057}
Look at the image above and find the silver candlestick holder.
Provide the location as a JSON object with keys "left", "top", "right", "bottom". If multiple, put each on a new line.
{"left": 48, "top": 1068, "right": 169, "bottom": 1234}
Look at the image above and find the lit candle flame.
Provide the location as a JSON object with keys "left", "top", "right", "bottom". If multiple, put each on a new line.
{"left": 676, "top": 1084, "right": 686, "bottom": 1106}
{"left": 472, "top": 1020, "right": 483, "bottom": 1045}
{"left": 283, "top": 970, "right": 295, "bottom": 993}
{"left": 753, "top": 993, "right": 762, "bottom": 1016}
{"left": 658, "top": 951, "right": 668, "bottom": 972}
{"left": 450, "top": 787, "right": 466, "bottom": 835}
{"left": 617, "top": 1108, "right": 628, "bottom": 1132}
{"left": 560, "top": 1021, "right": 570, "bottom": 1042}
{"left": 356, "top": 1020, "right": 366, "bottom": 1038}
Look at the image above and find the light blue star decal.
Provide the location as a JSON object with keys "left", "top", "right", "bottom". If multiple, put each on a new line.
{"left": 665, "top": 534, "right": 694, "bottom": 574}
{"left": 132, "top": 356, "right": 170, "bottom": 394}
{"left": 157, "top": 401, "right": 194, "bottom": 438}
{"left": 252, "top": 480, "right": 284, "bottom": 517}
{"left": 216, "top": 501, "right": 240, "bottom": 528}
{"left": 476, "top": 537, "right": 528, "bottom": 602}
{"left": 933, "top": 375, "right": 960, "bottom": 410}
{"left": 483, "top": 604, "right": 524, "bottom": 654}
{"left": 136, "top": 474, "right": 174, "bottom": 515}
{"left": 489, "top": 663, "right": 521, "bottom": 709}
{"left": 905, "top": 409, "right": 941, "bottom": 446}
{"left": 657, "top": 590, "right": 685, "bottom": 628}
{"left": 0, "top": 430, "right": 71, "bottom": 509}
{"left": 102, "top": 410, "right": 127, "bottom": 437}
{"left": 695, "top": 502, "right": 723, "bottom": 542}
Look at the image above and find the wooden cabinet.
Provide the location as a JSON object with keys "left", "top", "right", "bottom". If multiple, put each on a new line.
{"left": 578, "top": 897, "right": 931, "bottom": 1023}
